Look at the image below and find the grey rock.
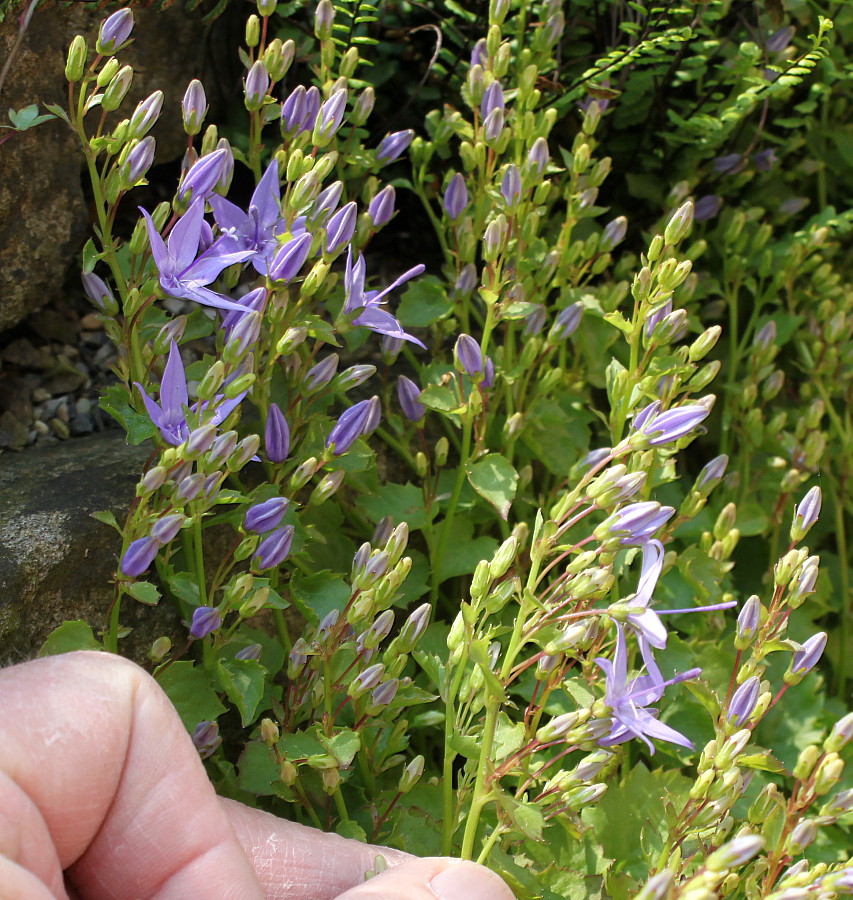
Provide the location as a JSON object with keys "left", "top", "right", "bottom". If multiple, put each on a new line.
{"left": 0, "top": 433, "right": 182, "bottom": 663}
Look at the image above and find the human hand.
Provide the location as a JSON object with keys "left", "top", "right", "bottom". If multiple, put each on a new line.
{"left": 0, "top": 651, "right": 515, "bottom": 900}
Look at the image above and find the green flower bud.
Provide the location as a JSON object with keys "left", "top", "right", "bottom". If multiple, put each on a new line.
{"left": 245, "top": 14, "right": 260, "bottom": 47}
{"left": 65, "top": 35, "right": 88, "bottom": 83}
{"left": 149, "top": 636, "right": 171, "bottom": 661}
{"left": 102, "top": 65, "right": 133, "bottom": 112}
{"left": 260, "top": 718, "right": 280, "bottom": 745}
{"left": 435, "top": 437, "right": 449, "bottom": 467}
{"left": 664, "top": 201, "right": 694, "bottom": 246}
{"left": 301, "top": 259, "right": 330, "bottom": 297}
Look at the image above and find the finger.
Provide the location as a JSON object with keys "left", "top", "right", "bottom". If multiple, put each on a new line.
{"left": 221, "top": 797, "right": 411, "bottom": 900}
{"left": 334, "top": 857, "right": 517, "bottom": 900}
{"left": 0, "top": 651, "right": 263, "bottom": 900}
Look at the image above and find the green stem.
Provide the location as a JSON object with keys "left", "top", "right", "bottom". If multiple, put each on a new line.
{"left": 192, "top": 515, "right": 208, "bottom": 605}
{"left": 273, "top": 608, "right": 292, "bottom": 655}
{"left": 332, "top": 784, "right": 350, "bottom": 823}
{"left": 441, "top": 658, "right": 469, "bottom": 854}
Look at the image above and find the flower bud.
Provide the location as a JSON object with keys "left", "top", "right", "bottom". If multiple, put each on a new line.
{"left": 376, "top": 130, "right": 413, "bottom": 165}
{"left": 735, "top": 595, "right": 761, "bottom": 649}
{"left": 664, "top": 201, "right": 694, "bottom": 246}
{"left": 315, "top": 0, "right": 334, "bottom": 39}
{"left": 182, "top": 79, "right": 207, "bottom": 136}
{"left": 351, "top": 86, "right": 375, "bottom": 126}
{"left": 189, "top": 606, "right": 221, "bottom": 639}
{"left": 65, "top": 35, "right": 87, "bottom": 82}
{"left": 791, "top": 486, "right": 821, "bottom": 542}
{"left": 102, "top": 65, "right": 133, "bottom": 112}
{"left": 97, "top": 9, "right": 134, "bottom": 55}
{"left": 129, "top": 90, "right": 163, "bottom": 139}
{"left": 368, "top": 185, "right": 395, "bottom": 228}
{"left": 398, "top": 755, "right": 424, "bottom": 792}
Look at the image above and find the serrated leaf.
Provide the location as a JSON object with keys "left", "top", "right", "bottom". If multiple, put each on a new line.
{"left": 215, "top": 658, "right": 267, "bottom": 726}
{"left": 603, "top": 310, "right": 632, "bottom": 335}
{"left": 100, "top": 384, "right": 158, "bottom": 445}
{"left": 39, "top": 621, "right": 102, "bottom": 656}
{"left": 126, "top": 581, "right": 161, "bottom": 606}
{"left": 319, "top": 729, "right": 361, "bottom": 767}
{"left": 466, "top": 453, "right": 518, "bottom": 520}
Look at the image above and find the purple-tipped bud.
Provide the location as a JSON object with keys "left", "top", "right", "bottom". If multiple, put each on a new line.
{"left": 244, "top": 60, "right": 269, "bottom": 110}
{"left": 306, "top": 353, "right": 339, "bottom": 390}
{"left": 482, "top": 107, "right": 505, "bottom": 143}
{"left": 397, "top": 375, "right": 425, "bottom": 422}
{"left": 326, "top": 397, "right": 380, "bottom": 455}
{"left": 753, "top": 148, "right": 778, "bottom": 172}
{"left": 706, "top": 835, "right": 764, "bottom": 871}
{"left": 728, "top": 676, "right": 760, "bottom": 725}
{"left": 549, "top": 302, "right": 583, "bottom": 342}
{"left": 190, "top": 606, "right": 221, "bottom": 639}
{"left": 735, "top": 595, "right": 761, "bottom": 646}
{"left": 151, "top": 513, "right": 184, "bottom": 544}
{"left": 312, "top": 181, "right": 343, "bottom": 226}
{"left": 268, "top": 232, "right": 312, "bottom": 283}
{"left": 350, "top": 663, "right": 384, "bottom": 697}
{"left": 827, "top": 713, "right": 853, "bottom": 752}
{"left": 359, "top": 610, "right": 395, "bottom": 650}
{"left": 595, "top": 501, "right": 675, "bottom": 546}
{"left": 368, "top": 185, "right": 396, "bottom": 227}
{"left": 177, "top": 148, "right": 227, "bottom": 202}
{"left": 713, "top": 153, "right": 743, "bottom": 175}
{"left": 754, "top": 320, "right": 777, "bottom": 350}
{"left": 337, "top": 365, "right": 375, "bottom": 392}
{"left": 208, "top": 431, "right": 238, "bottom": 467}
{"left": 381, "top": 334, "right": 403, "bottom": 363}
{"left": 314, "top": 89, "right": 347, "bottom": 144}
{"left": 121, "top": 136, "right": 156, "bottom": 186}
{"left": 791, "top": 486, "right": 821, "bottom": 541}
{"left": 601, "top": 216, "right": 628, "bottom": 251}
{"left": 455, "top": 263, "right": 477, "bottom": 296}
{"left": 97, "top": 8, "right": 134, "bottom": 55}
{"left": 281, "top": 85, "right": 307, "bottom": 135}
{"left": 191, "top": 720, "right": 221, "bottom": 759}
{"left": 314, "top": 0, "right": 334, "bottom": 39}
{"left": 454, "top": 334, "right": 484, "bottom": 380}
{"left": 697, "top": 454, "right": 729, "bottom": 491}
{"left": 526, "top": 137, "right": 549, "bottom": 176}
{"left": 121, "top": 535, "right": 159, "bottom": 577}
{"left": 325, "top": 201, "right": 357, "bottom": 254}
{"left": 82, "top": 271, "right": 118, "bottom": 315}
{"left": 213, "top": 138, "right": 234, "bottom": 195}
{"left": 397, "top": 602, "right": 431, "bottom": 652}
{"left": 766, "top": 25, "right": 795, "bottom": 53}
{"left": 235, "top": 643, "right": 262, "bottom": 661}
{"left": 352, "top": 86, "right": 375, "bottom": 125}
{"left": 370, "top": 678, "right": 399, "bottom": 710}
{"left": 175, "top": 472, "right": 205, "bottom": 504}
{"left": 480, "top": 80, "right": 505, "bottom": 118}
{"left": 129, "top": 91, "right": 163, "bottom": 139}
{"left": 244, "top": 497, "right": 289, "bottom": 533}
{"left": 482, "top": 357, "right": 495, "bottom": 390}
{"left": 255, "top": 524, "right": 295, "bottom": 570}
{"left": 788, "top": 632, "right": 827, "bottom": 679}
{"left": 694, "top": 195, "right": 723, "bottom": 222}
{"left": 634, "top": 402, "right": 710, "bottom": 446}
{"left": 376, "top": 130, "right": 413, "bottom": 164}
{"left": 470, "top": 38, "right": 487, "bottom": 68}
{"left": 501, "top": 164, "right": 522, "bottom": 208}
{"left": 443, "top": 173, "right": 468, "bottom": 220}
{"left": 182, "top": 79, "right": 207, "bottom": 136}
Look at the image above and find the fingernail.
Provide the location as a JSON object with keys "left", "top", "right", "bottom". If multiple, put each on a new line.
{"left": 429, "top": 861, "right": 513, "bottom": 900}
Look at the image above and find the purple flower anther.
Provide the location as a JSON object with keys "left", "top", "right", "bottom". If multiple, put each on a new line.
{"left": 306, "top": 353, "right": 339, "bottom": 390}
{"left": 244, "top": 60, "right": 269, "bottom": 110}
{"left": 96, "top": 8, "right": 134, "bottom": 55}
{"left": 597, "top": 501, "right": 675, "bottom": 546}
{"left": 325, "top": 201, "right": 357, "bottom": 254}
{"left": 268, "top": 233, "right": 312, "bottom": 283}
{"left": 315, "top": 89, "right": 347, "bottom": 143}
{"left": 129, "top": 91, "right": 164, "bottom": 139}
{"left": 501, "top": 164, "right": 521, "bottom": 208}
{"left": 326, "top": 397, "right": 380, "bottom": 455}
{"left": 376, "top": 130, "right": 414, "bottom": 165}
{"left": 727, "top": 676, "right": 760, "bottom": 725}
{"left": 343, "top": 249, "right": 425, "bottom": 346}
{"left": 177, "top": 149, "right": 229, "bottom": 203}
{"left": 368, "top": 185, "right": 396, "bottom": 228}
{"left": 121, "top": 535, "right": 159, "bottom": 577}
{"left": 121, "top": 136, "right": 156, "bottom": 187}
{"left": 443, "top": 173, "right": 469, "bottom": 220}
{"left": 235, "top": 643, "right": 262, "bottom": 661}
{"left": 790, "top": 632, "right": 827, "bottom": 678}
{"left": 634, "top": 402, "right": 710, "bottom": 446}
{"left": 191, "top": 720, "right": 221, "bottom": 759}
{"left": 694, "top": 195, "right": 723, "bottom": 222}
{"left": 182, "top": 79, "right": 207, "bottom": 136}
{"left": 550, "top": 302, "right": 583, "bottom": 341}
{"left": 264, "top": 403, "right": 290, "bottom": 463}
{"left": 480, "top": 80, "right": 505, "bottom": 119}
{"left": 397, "top": 375, "right": 425, "bottom": 422}
{"left": 151, "top": 513, "right": 184, "bottom": 544}
{"left": 526, "top": 137, "right": 549, "bottom": 176}
{"left": 483, "top": 107, "right": 505, "bottom": 143}
{"left": 454, "top": 334, "right": 484, "bottom": 380}
{"left": 244, "top": 497, "right": 289, "bottom": 534}
{"left": 255, "top": 524, "right": 295, "bottom": 570}
{"left": 190, "top": 606, "right": 221, "bottom": 639}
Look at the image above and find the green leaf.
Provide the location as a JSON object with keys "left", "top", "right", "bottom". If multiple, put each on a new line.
{"left": 156, "top": 661, "right": 227, "bottom": 730}
{"left": 358, "top": 482, "right": 432, "bottom": 531}
{"left": 8, "top": 103, "right": 54, "bottom": 130}
{"left": 290, "top": 570, "right": 350, "bottom": 624}
{"left": 397, "top": 276, "right": 453, "bottom": 328}
{"left": 448, "top": 732, "right": 481, "bottom": 759}
{"left": 100, "top": 384, "right": 158, "bottom": 445}
{"left": 319, "top": 729, "right": 361, "bottom": 767}
{"left": 418, "top": 384, "right": 465, "bottom": 414}
{"left": 336, "top": 820, "right": 367, "bottom": 841}
{"left": 39, "top": 621, "right": 102, "bottom": 656}
{"left": 215, "top": 658, "right": 267, "bottom": 726}
{"left": 493, "top": 713, "right": 525, "bottom": 761}
{"left": 498, "top": 792, "right": 545, "bottom": 841}
{"left": 91, "top": 509, "right": 120, "bottom": 532}
{"left": 237, "top": 740, "right": 278, "bottom": 795}
{"left": 466, "top": 453, "right": 518, "bottom": 520}
{"left": 165, "top": 571, "right": 201, "bottom": 608}
{"left": 126, "top": 581, "right": 161, "bottom": 606}
{"left": 436, "top": 518, "right": 498, "bottom": 583}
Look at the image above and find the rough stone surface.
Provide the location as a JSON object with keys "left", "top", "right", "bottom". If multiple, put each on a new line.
{"left": 0, "top": 432, "right": 183, "bottom": 662}
{"left": 0, "top": 2, "right": 231, "bottom": 332}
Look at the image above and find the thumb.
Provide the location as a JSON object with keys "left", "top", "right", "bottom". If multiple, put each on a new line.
{"left": 334, "top": 857, "right": 516, "bottom": 900}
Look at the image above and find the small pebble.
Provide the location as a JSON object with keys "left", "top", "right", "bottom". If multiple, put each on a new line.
{"left": 32, "top": 387, "right": 51, "bottom": 403}
{"left": 69, "top": 414, "right": 94, "bottom": 436}
{"left": 49, "top": 418, "right": 70, "bottom": 440}
{"left": 76, "top": 397, "right": 92, "bottom": 415}
{"left": 80, "top": 313, "right": 102, "bottom": 330}
{"left": 33, "top": 420, "right": 50, "bottom": 435}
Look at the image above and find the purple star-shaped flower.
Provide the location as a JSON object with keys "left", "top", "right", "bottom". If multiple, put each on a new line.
{"left": 594, "top": 624, "right": 699, "bottom": 754}
{"left": 343, "top": 248, "right": 425, "bottom": 347}
{"left": 140, "top": 199, "right": 253, "bottom": 312}
{"left": 135, "top": 341, "right": 245, "bottom": 445}
{"left": 209, "top": 159, "right": 287, "bottom": 275}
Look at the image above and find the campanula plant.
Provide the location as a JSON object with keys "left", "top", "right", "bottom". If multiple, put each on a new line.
{"left": 30, "top": 0, "right": 853, "bottom": 897}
